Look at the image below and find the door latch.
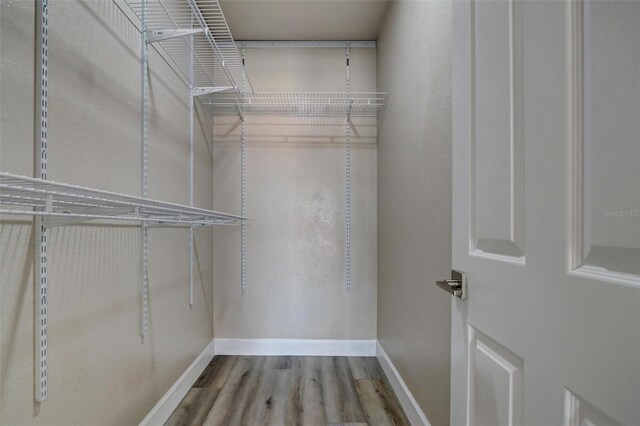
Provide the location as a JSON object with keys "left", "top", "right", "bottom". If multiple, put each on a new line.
{"left": 436, "top": 270, "right": 467, "bottom": 299}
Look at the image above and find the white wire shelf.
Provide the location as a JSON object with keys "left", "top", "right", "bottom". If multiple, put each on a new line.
{"left": 202, "top": 92, "right": 389, "bottom": 117}
{"left": 123, "top": 0, "right": 252, "bottom": 92}
{"left": 0, "top": 172, "right": 246, "bottom": 227}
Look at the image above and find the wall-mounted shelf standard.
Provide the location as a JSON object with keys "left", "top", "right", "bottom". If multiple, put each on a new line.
{"left": 122, "top": 0, "right": 252, "bottom": 93}
{"left": 202, "top": 92, "right": 389, "bottom": 117}
{"left": 0, "top": 172, "right": 246, "bottom": 227}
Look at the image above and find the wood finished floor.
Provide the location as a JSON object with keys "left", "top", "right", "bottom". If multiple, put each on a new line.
{"left": 166, "top": 355, "right": 410, "bottom": 426}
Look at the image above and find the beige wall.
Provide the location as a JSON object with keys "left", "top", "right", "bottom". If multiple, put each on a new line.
{"left": 1, "top": 1, "right": 214, "bottom": 424}
{"left": 377, "top": 1, "right": 453, "bottom": 425}
{"left": 212, "top": 48, "right": 378, "bottom": 339}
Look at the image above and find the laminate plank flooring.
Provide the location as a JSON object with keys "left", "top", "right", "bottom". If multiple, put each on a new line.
{"left": 355, "top": 380, "right": 408, "bottom": 426}
{"left": 167, "top": 355, "right": 410, "bottom": 426}
{"left": 321, "top": 357, "right": 366, "bottom": 423}
{"left": 286, "top": 357, "right": 325, "bottom": 425}
{"left": 166, "top": 388, "right": 220, "bottom": 426}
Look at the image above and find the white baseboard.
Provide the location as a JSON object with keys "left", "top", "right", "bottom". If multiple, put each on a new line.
{"left": 213, "top": 338, "right": 377, "bottom": 356}
{"left": 376, "top": 341, "right": 431, "bottom": 426}
{"left": 138, "top": 339, "right": 216, "bottom": 426}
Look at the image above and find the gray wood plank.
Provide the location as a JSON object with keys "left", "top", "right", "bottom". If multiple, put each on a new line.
{"left": 286, "top": 357, "right": 326, "bottom": 425}
{"left": 321, "top": 357, "right": 366, "bottom": 423}
{"left": 193, "top": 355, "right": 236, "bottom": 389}
{"left": 202, "top": 356, "right": 265, "bottom": 426}
{"left": 326, "top": 423, "right": 368, "bottom": 426}
{"left": 164, "top": 387, "right": 219, "bottom": 426}
{"left": 268, "top": 369, "right": 291, "bottom": 425}
{"left": 355, "top": 379, "right": 410, "bottom": 426}
{"left": 294, "top": 356, "right": 323, "bottom": 381}
{"left": 347, "top": 357, "right": 385, "bottom": 380}
{"left": 263, "top": 355, "right": 292, "bottom": 370}
{"left": 244, "top": 369, "right": 292, "bottom": 425}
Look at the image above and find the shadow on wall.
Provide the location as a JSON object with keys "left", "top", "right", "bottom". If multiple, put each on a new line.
{"left": 77, "top": 0, "right": 189, "bottom": 108}
{"left": 0, "top": 219, "right": 214, "bottom": 420}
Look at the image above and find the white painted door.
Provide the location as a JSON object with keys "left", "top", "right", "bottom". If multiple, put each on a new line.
{"left": 450, "top": 1, "right": 640, "bottom": 425}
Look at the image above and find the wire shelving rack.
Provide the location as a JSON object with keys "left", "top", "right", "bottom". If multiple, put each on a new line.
{"left": 202, "top": 92, "right": 389, "bottom": 117}
{"left": 122, "top": 0, "right": 252, "bottom": 93}
{"left": 0, "top": 173, "right": 245, "bottom": 227}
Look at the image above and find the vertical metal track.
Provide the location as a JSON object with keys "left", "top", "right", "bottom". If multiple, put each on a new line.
{"left": 188, "top": 19, "right": 195, "bottom": 307}
{"left": 140, "top": 0, "right": 150, "bottom": 337}
{"left": 240, "top": 45, "right": 246, "bottom": 294}
{"left": 35, "top": 0, "right": 49, "bottom": 402}
{"left": 345, "top": 43, "right": 352, "bottom": 292}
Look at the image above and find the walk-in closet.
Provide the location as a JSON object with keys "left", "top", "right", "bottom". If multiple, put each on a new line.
{"left": 2, "top": 0, "right": 639, "bottom": 425}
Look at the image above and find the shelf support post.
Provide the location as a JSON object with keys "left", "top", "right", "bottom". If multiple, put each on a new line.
{"left": 140, "top": 0, "right": 150, "bottom": 338}
{"left": 188, "top": 12, "right": 195, "bottom": 307}
{"left": 240, "top": 44, "right": 247, "bottom": 294}
{"left": 34, "top": 0, "right": 49, "bottom": 402}
{"left": 345, "top": 43, "right": 352, "bottom": 292}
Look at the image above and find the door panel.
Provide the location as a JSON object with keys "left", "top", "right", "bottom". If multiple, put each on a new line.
{"left": 469, "top": 327, "right": 524, "bottom": 426}
{"left": 577, "top": 0, "right": 640, "bottom": 279}
{"left": 564, "top": 389, "right": 622, "bottom": 426}
{"left": 452, "top": 1, "right": 640, "bottom": 425}
{"left": 473, "top": 0, "right": 525, "bottom": 259}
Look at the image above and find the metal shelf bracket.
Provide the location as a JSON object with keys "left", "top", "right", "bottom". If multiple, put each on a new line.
{"left": 146, "top": 28, "right": 205, "bottom": 43}
{"left": 191, "top": 86, "right": 234, "bottom": 96}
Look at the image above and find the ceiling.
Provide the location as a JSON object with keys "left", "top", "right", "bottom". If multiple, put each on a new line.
{"left": 219, "top": 0, "right": 391, "bottom": 41}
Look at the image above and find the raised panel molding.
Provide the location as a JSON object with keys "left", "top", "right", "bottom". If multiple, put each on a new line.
{"left": 467, "top": 326, "right": 523, "bottom": 426}
{"left": 564, "top": 390, "right": 621, "bottom": 426}
{"left": 470, "top": 0, "right": 525, "bottom": 263}
{"left": 570, "top": 0, "right": 640, "bottom": 287}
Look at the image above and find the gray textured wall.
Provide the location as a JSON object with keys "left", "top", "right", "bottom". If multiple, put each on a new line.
{"left": 377, "top": 1, "right": 453, "bottom": 425}
{"left": 1, "top": 1, "right": 214, "bottom": 423}
{"left": 212, "top": 47, "right": 378, "bottom": 339}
